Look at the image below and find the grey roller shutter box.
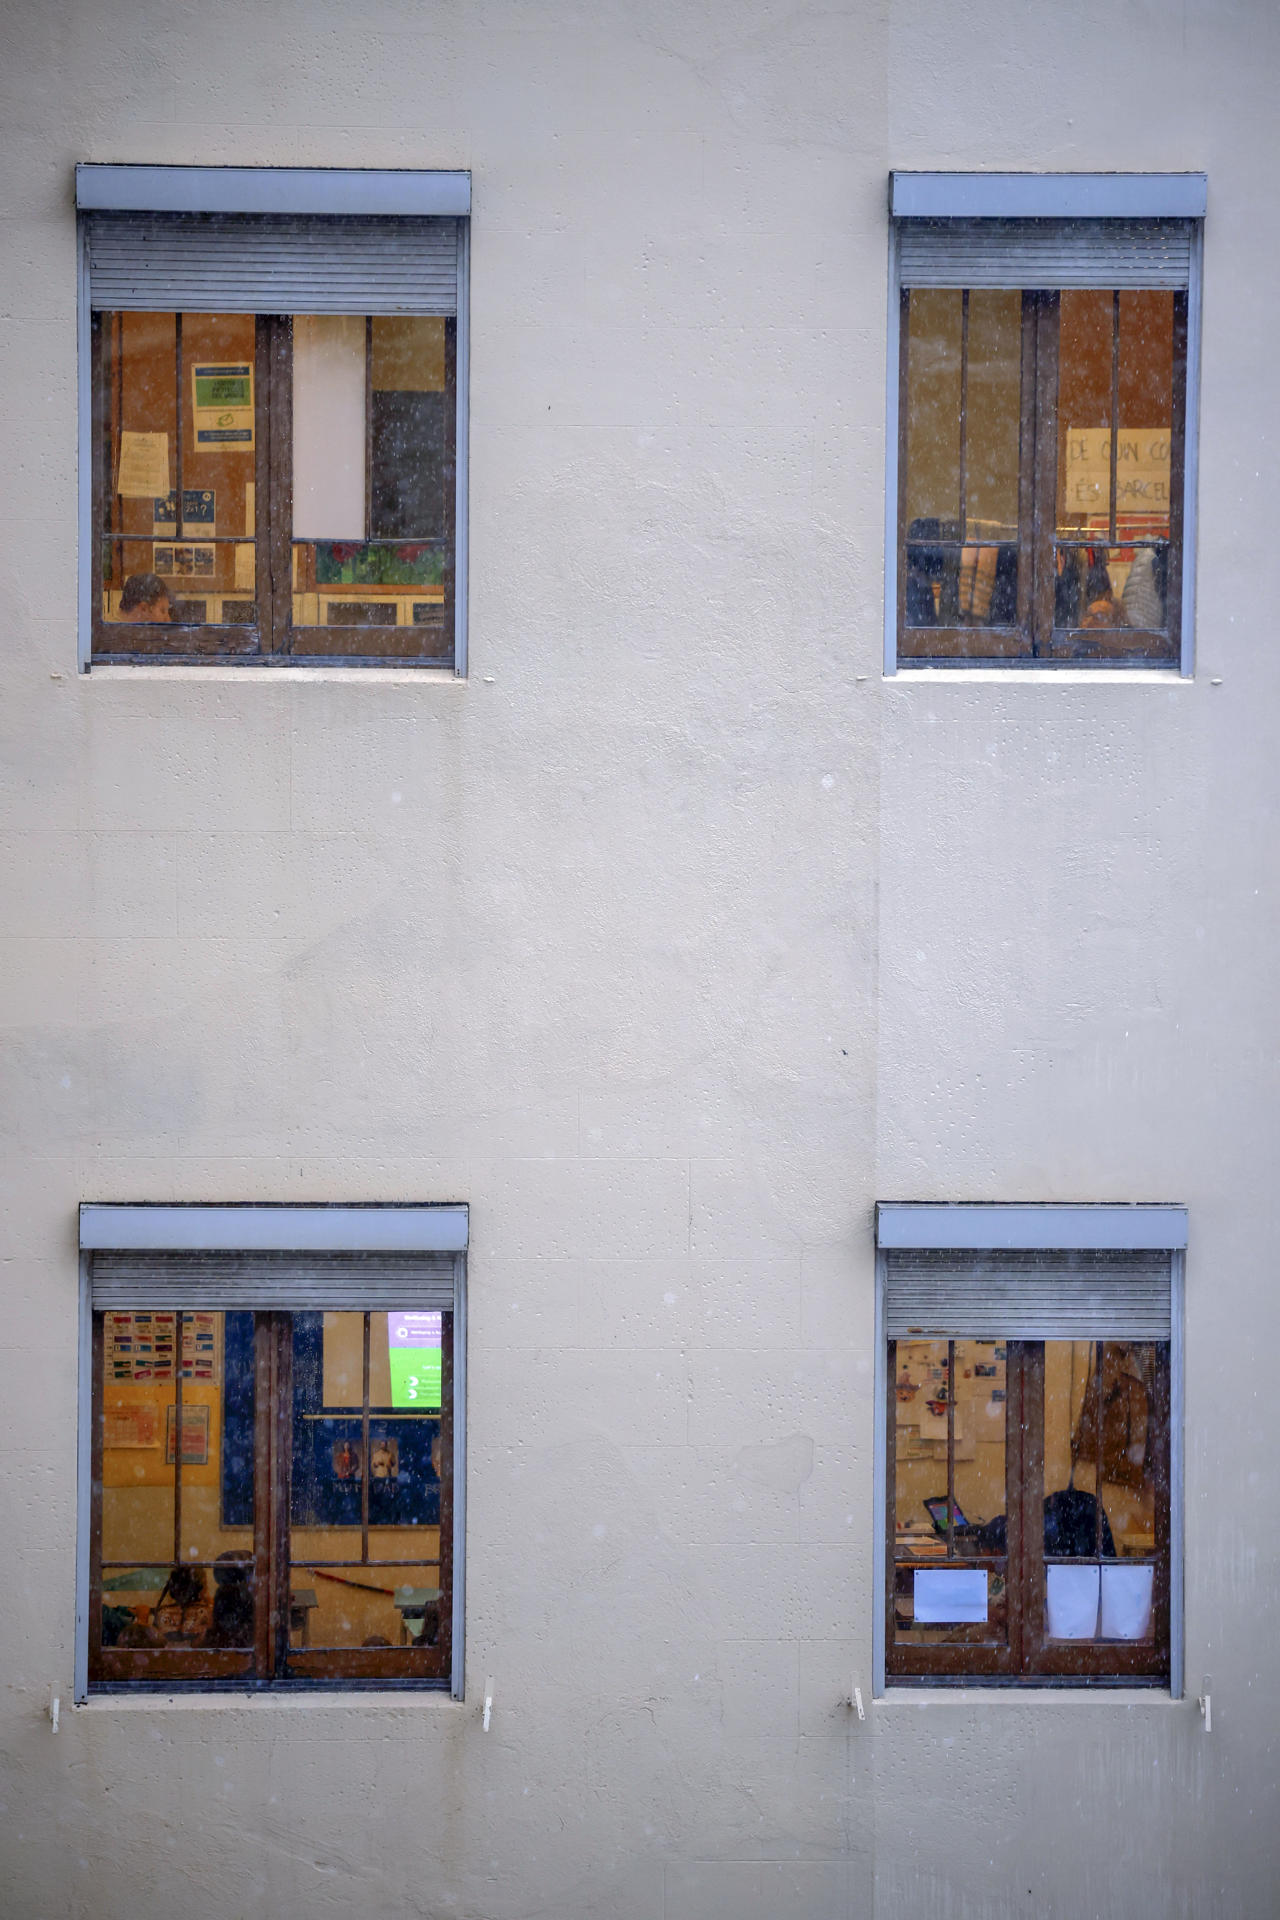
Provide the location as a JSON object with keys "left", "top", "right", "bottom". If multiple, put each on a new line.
{"left": 897, "top": 218, "right": 1194, "bottom": 290}
{"left": 85, "top": 213, "right": 459, "bottom": 315}
{"left": 91, "top": 1249, "right": 457, "bottom": 1311}
{"left": 885, "top": 1250, "right": 1172, "bottom": 1340}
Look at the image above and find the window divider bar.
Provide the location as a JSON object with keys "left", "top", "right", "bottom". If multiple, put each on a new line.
{"left": 252, "top": 1316, "right": 275, "bottom": 1680}
{"left": 271, "top": 1314, "right": 294, "bottom": 1679}
{"left": 174, "top": 311, "right": 184, "bottom": 539}
{"left": 1109, "top": 293, "right": 1120, "bottom": 547}
{"left": 1016, "top": 291, "right": 1038, "bottom": 644}
{"left": 364, "top": 315, "right": 373, "bottom": 546}
{"left": 254, "top": 315, "right": 273, "bottom": 654}
{"left": 946, "top": 1339, "right": 956, "bottom": 1557}
{"left": 1031, "top": 295, "right": 1059, "bottom": 656}
{"left": 173, "top": 1320, "right": 184, "bottom": 1566}
{"left": 360, "top": 1312, "right": 371, "bottom": 1567}
{"left": 267, "top": 316, "right": 292, "bottom": 657}
{"left": 957, "top": 293, "right": 969, "bottom": 543}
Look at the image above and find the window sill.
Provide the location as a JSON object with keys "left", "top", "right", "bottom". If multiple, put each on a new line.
{"left": 875, "top": 1686, "right": 1180, "bottom": 1707}
{"left": 85, "top": 663, "right": 464, "bottom": 685}
{"left": 886, "top": 666, "right": 1191, "bottom": 686}
{"left": 76, "top": 1687, "right": 462, "bottom": 1712}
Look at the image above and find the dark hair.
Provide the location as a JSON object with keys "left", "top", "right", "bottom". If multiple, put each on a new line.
{"left": 213, "top": 1550, "right": 252, "bottom": 1589}
{"left": 1085, "top": 559, "right": 1114, "bottom": 603}
{"left": 159, "top": 1564, "right": 206, "bottom": 1609}
{"left": 119, "top": 571, "right": 171, "bottom": 614}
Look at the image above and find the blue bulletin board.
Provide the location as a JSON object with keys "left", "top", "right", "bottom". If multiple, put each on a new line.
{"left": 221, "top": 1313, "right": 441, "bottom": 1530}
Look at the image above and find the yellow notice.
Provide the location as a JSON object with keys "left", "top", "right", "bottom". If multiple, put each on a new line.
{"left": 116, "top": 430, "right": 170, "bottom": 499}
{"left": 1064, "top": 427, "right": 1170, "bottom": 515}
{"left": 234, "top": 543, "right": 256, "bottom": 589}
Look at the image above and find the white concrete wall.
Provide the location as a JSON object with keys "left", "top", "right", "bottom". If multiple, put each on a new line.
{"left": 1, "top": 0, "right": 1278, "bottom": 1914}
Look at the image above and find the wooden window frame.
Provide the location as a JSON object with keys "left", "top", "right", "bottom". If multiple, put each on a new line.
{"left": 886, "top": 1338, "right": 1171, "bottom": 1687}
{"left": 91, "top": 312, "right": 456, "bottom": 669}
{"left": 89, "top": 1308, "right": 454, "bottom": 1691}
{"left": 897, "top": 288, "right": 1187, "bottom": 667}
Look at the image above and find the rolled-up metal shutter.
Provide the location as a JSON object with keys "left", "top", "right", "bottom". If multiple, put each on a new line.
{"left": 91, "top": 1249, "right": 457, "bottom": 1311}
{"left": 85, "top": 213, "right": 459, "bottom": 314}
{"left": 897, "top": 218, "right": 1194, "bottom": 290}
{"left": 885, "top": 1249, "right": 1171, "bottom": 1340}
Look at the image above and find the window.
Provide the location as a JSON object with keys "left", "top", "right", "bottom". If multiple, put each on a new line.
{"left": 77, "top": 1205, "right": 467, "bottom": 1694}
{"left": 887, "top": 173, "right": 1205, "bottom": 671}
{"left": 875, "top": 1205, "right": 1185, "bottom": 1689}
{"left": 77, "top": 167, "right": 469, "bottom": 669}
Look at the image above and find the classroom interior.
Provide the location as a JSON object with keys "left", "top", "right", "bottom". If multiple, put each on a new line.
{"left": 99, "top": 312, "right": 450, "bottom": 631}
{"left": 97, "top": 1310, "right": 444, "bottom": 1654}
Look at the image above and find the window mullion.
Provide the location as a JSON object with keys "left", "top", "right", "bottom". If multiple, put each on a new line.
{"left": 173, "top": 1314, "right": 184, "bottom": 1567}
{"left": 253, "top": 316, "right": 273, "bottom": 655}
{"left": 957, "top": 294, "right": 969, "bottom": 542}
{"left": 265, "top": 315, "right": 293, "bottom": 657}
{"left": 272, "top": 1313, "right": 294, "bottom": 1679}
{"left": 945, "top": 1339, "right": 956, "bottom": 1555}
{"left": 254, "top": 1311, "right": 293, "bottom": 1682}
{"left": 252, "top": 1314, "right": 276, "bottom": 1680}
{"left": 361, "top": 1312, "right": 371, "bottom": 1567}
{"left": 1029, "top": 294, "right": 1059, "bottom": 658}
{"left": 1017, "top": 1341, "right": 1047, "bottom": 1675}
{"left": 1108, "top": 291, "right": 1121, "bottom": 548}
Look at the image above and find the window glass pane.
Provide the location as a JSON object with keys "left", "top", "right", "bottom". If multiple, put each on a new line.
{"left": 289, "top": 1310, "right": 445, "bottom": 1651}
{"left": 1056, "top": 290, "right": 1174, "bottom": 639}
{"left": 963, "top": 291, "right": 1022, "bottom": 542}
{"left": 99, "top": 1310, "right": 255, "bottom": 1652}
{"left": 100, "top": 312, "right": 258, "bottom": 630}
{"left": 1043, "top": 1340, "right": 1163, "bottom": 1644}
{"left": 892, "top": 1339, "right": 1007, "bottom": 1647}
{"left": 903, "top": 290, "right": 1021, "bottom": 633}
{"left": 290, "top": 316, "right": 450, "bottom": 636}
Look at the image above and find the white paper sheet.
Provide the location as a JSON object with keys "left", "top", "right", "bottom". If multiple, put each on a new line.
{"left": 116, "top": 431, "right": 170, "bottom": 499}
{"left": 913, "top": 1567, "right": 988, "bottom": 1624}
{"left": 1100, "top": 1564, "right": 1154, "bottom": 1641}
{"left": 292, "top": 315, "right": 365, "bottom": 539}
{"left": 1046, "top": 1564, "right": 1100, "bottom": 1639}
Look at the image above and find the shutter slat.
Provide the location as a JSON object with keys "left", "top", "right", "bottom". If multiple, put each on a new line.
{"left": 898, "top": 218, "right": 1193, "bottom": 290}
{"left": 91, "top": 1249, "right": 456, "bottom": 1311}
{"left": 885, "top": 1250, "right": 1171, "bottom": 1340}
{"left": 86, "top": 213, "right": 458, "bottom": 314}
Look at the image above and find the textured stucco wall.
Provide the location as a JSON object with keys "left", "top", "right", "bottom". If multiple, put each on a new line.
{"left": 1, "top": 0, "right": 1278, "bottom": 1915}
